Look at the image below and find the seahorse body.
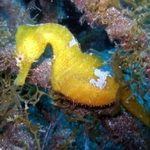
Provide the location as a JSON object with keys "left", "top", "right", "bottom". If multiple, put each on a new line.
{"left": 15, "top": 23, "right": 119, "bottom": 106}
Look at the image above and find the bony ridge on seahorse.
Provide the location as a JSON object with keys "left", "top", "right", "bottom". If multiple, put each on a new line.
{"left": 14, "top": 23, "right": 119, "bottom": 106}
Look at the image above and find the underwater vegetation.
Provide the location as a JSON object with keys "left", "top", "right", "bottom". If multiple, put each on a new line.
{"left": 0, "top": 0, "right": 150, "bottom": 149}
{"left": 72, "top": 0, "right": 148, "bottom": 50}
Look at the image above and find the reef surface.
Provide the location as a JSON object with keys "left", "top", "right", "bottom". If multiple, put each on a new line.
{"left": 0, "top": 0, "right": 150, "bottom": 149}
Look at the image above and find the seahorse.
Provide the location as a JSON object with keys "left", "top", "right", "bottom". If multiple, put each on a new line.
{"left": 14, "top": 23, "right": 119, "bottom": 106}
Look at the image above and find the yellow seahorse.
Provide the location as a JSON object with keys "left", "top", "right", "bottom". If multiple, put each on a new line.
{"left": 14, "top": 23, "right": 119, "bottom": 106}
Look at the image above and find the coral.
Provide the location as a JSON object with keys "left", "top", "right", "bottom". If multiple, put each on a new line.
{"left": 0, "top": 122, "right": 37, "bottom": 149}
{"left": 104, "top": 111, "right": 147, "bottom": 149}
{"left": 0, "top": 51, "right": 18, "bottom": 73}
{"left": 28, "top": 58, "right": 52, "bottom": 88}
{"left": 0, "top": 0, "right": 33, "bottom": 32}
{"left": 72, "top": 0, "right": 148, "bottom": 51}
{"left": 14, "top": 23, "right": 119, "bottom": 106}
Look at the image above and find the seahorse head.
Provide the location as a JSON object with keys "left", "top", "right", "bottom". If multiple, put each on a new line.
{"left": 14, "top": 25, "right": 46, "bottom": 85}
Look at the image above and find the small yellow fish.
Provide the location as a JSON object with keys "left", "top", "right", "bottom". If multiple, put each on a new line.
{"left": 15, "top": 23, "right": 119, "bottom": 106}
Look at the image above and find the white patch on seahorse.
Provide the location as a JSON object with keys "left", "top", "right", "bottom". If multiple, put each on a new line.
{"left": 69, "top": 37, "right": 78, "bottom": 47}
{"left": 89, "top": 69, "right": 112, "bottom": 89}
